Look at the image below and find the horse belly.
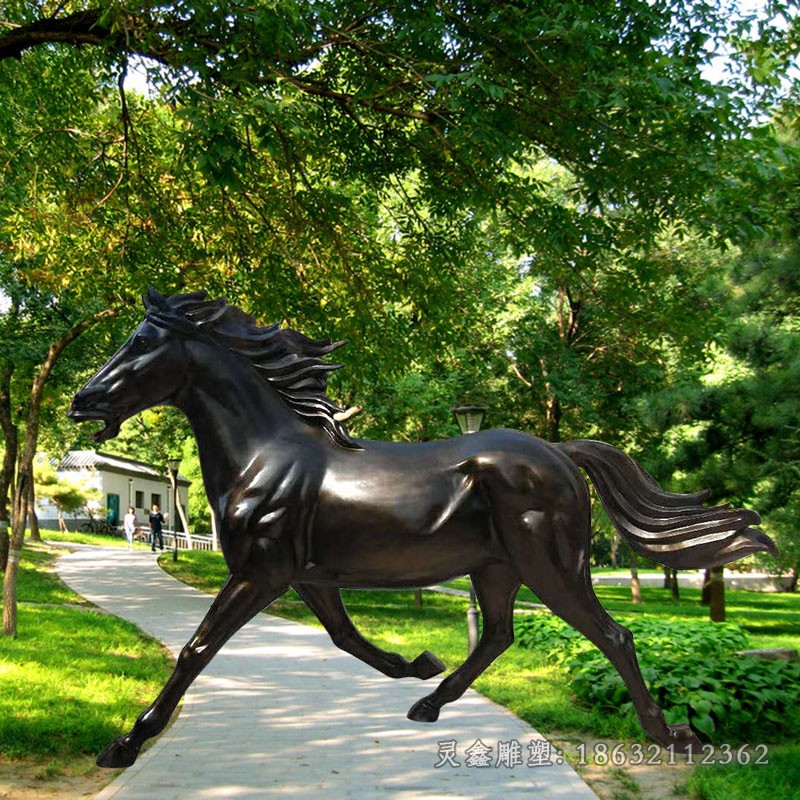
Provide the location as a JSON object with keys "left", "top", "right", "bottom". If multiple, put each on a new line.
{"left": 306, "top": 494, "right": 498, "bottom": 588}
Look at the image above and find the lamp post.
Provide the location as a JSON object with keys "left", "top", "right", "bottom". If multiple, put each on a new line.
{"left": 128, "top": 478, "right": 133, "bottom": 550}
{"left": 167, "top": 457, "right": 181, "bottom": 562}
{"left": 452, "top": 405, "right": 486, "bottom": 656}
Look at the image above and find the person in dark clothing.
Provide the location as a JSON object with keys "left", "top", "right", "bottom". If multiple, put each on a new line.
{"left": 149, "top": 504, "right": 165, "bottom": 551}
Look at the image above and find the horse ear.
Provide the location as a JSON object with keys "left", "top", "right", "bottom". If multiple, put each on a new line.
{"left": 143, "top": 287, "right": 169, "bottom": 311}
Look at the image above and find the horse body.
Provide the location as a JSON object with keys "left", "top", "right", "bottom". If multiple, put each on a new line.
{"left": 309, "top": 429, "right": 576, "bottom": 588}
{"left": 69, "top": 289, "right": 777, "bottom": 770}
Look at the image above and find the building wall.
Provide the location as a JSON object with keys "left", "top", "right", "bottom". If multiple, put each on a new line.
{"left": 102, "top": 471, "right": 189, "bottom": 528}
{"left": 37, "top": 468, "right": 190, "bottom": 532}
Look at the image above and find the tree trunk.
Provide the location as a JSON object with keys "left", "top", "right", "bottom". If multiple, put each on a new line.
{"left": 175, "top": 492, "right": 190, "bottom": 541}
{"left": 0, "top": 519, "right": 8, "bottom": 575}
{"left": 413, "top": 589, "right": 423, "bottom": 609}
{"left": 670, "top": 568, "right": 679, "bottom": 601}
{"left": 2, "top": 470, "right": 29, "bottom": 637}
{"left": 700, "top": 569, "right": 711, "bottom": 605}
{"left": 610, "top": 532, "right": 619, "bottom": 568}
{"left": 788, "top": 565, "right": 798, "bottom": 593}
{"left": 546, "top": 395, "right": 562, "bottom": 443}
{"left": 709, "top": 565, "right": 725, "bottom": 622}
{"left": 2, "top": 308, "right": 115, "bottom": 637}
{"left": 630, "top": 551, "right": 642, "bottom": 605}
{"left": 167, "top": 468, "right": 192, "bottom": 547}
{"left": 57, "top": 507, "right": 68, "bottom": 534}
{"left": 0, "top": 360, "right": 17, "bottom": 572}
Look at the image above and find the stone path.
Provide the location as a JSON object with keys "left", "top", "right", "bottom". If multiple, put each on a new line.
{"left": 56, "top": 546, "right": 598, "bottom": 799}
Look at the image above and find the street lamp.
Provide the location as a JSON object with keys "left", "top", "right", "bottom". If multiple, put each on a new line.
{"left": 167, "top": 457, "right": 181, "bottom": 562}
{"left": 452, "top": 405, "right": 486, "bottom": 655}
{"left": 452, "top": 406, "right": 486, "bottom": 436}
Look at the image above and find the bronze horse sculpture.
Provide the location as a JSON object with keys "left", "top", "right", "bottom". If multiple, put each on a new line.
{"left": 69, "top": 289, "right": 777, "bottom": 769}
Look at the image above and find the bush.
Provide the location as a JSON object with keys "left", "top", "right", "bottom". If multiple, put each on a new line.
{"left": 515, "top": 613, "right": 800, "bottom": 743}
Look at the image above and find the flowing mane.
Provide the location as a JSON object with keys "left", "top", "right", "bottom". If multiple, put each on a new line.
{"left": 143, "top": 289, "right": 360, "bottom": 449}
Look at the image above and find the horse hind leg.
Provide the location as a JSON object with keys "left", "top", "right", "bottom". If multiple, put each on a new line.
{"left": 407, "top": 562, "right": 520, "bottom": 723}
{"left": 294, "top": 583, "right": 445, "bottom": 679}
{"left": 514, "top": 526, "right": 702, "bottom": 754}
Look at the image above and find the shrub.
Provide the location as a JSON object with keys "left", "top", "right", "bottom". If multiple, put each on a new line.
{"left": 515, "top": 613, "right": 800, "bottom": 743}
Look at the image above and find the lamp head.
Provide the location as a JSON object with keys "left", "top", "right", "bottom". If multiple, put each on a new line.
{"left": 452, "top": 406, "right": 486, "bottom": 435}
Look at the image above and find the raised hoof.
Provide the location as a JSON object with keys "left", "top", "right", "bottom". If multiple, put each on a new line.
{"left": 412, "top": 651, "right": 446, "bottom": 680}
{"left": 665, "top": 724, "right": 703, "bottom": 754}
{"left": 407, "top": 697, "right": 441, "bottom": 723}
{"left": 97, "top": 737, "right": 140, "bottom": 768}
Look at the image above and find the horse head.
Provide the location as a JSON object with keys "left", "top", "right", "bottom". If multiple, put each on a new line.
{"left": 69, "top": 288, "right": 201, "bottom": 443}
{"left": 71, "top": 287, "right": 360, "bottom": 449}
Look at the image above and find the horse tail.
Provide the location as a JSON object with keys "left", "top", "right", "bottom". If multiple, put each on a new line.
{"left": 556, "top": 439, "right": 778, "bottom": 569}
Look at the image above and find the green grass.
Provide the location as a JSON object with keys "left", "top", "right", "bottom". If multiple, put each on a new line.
{"left": 685, "top": 744, "right": 800, "bottom": 800}
{"left": 0, "top": 543, "right": 173, "bottom": 759}
{"left": 41, "top": 529, "right": 149, "bottom": 549}
{"left": 445, "top": 577, "right": 800, "bottom": 651}
{"left": 10, "top": 546, "right": 88, "bottom": 606}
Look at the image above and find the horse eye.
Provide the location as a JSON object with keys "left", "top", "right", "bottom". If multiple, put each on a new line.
{"left": 131, "top": 334, "right": 155, "bottom": 354}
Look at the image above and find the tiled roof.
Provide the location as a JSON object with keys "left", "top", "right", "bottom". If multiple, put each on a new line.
{"left": 57, "top": 450, "right": 189, "bottom": 484}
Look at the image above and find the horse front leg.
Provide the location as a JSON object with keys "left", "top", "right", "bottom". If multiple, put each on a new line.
{"left": 294, "top": 583, "right": 445, "bottom": 679}
{"left": 97, "top": 573, "right": 285, "bottom": 768}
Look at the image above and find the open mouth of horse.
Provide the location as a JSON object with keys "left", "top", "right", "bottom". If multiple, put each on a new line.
{"left": 68, "top": 409, "right": 122, "bottom": 443}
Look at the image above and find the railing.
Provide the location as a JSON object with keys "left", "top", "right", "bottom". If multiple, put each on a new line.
{"left": 162, "top": 530, "right": 215, "bottom": 552}
{"left": 136, "top": 527, "right": 215, "bottom": 551}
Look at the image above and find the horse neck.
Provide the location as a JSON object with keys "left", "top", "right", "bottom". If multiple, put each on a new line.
{"left": 174, "top": 344, "right": 305, "bottom": 493}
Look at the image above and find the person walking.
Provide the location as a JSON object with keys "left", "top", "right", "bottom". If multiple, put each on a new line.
{"left": 123, "top": 506, "right": 137, "bottom": 550}
{"left": 149, "top": 504, "right": 164, "bottom": 552}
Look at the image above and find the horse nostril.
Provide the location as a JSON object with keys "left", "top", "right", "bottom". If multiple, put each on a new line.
{"left": 70, "top": 384, "right": 107, "bottom": 412}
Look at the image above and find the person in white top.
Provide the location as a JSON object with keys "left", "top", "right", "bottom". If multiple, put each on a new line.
{"left": 123, "top": 506, "right": 137, "bottom": 549}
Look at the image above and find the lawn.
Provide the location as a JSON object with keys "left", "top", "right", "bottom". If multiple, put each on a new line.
{"left": 41, "top": 528, "right": 150, "bottom": 549}
{"left": 162, "top": 549, "right": 800, "bottom": 799}
{"left": 445, "top": 576, "right": 800, "bottom": 650}
{"left": 0, "top": 543, "right": 173, "bottom": 767}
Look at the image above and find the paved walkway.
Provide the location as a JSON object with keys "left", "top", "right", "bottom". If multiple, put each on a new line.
{"left": 56, "top": 546, "right": 597, "bottom": 799}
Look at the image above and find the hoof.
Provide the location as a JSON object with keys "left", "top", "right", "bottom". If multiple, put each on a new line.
{"left": 412, "top": 651, "right": 446, "bottom": 680}
{"left": 666, "top": 724, "right": 703, "bottom": 754}
{"left": 97, "top": 737, "right": 140, "bottom": 769}
{"left": 407, "top": 697, "right": 441, "bottom": 723}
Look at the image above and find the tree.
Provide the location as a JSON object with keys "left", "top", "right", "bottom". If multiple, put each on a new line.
{"left": 0, "top": 269, "right": 115, "bottom": 635}
{"left": 501, "top": 220, "right": 727, "bottom": 445}
{"left": 1, "top": 308, "right": 115, "bottom": 635}
{"left": 655, "top": 242, "right": 800, "bottom": 578}
{"left": 642, "top": 120, "right": 800, "bottom": 610}
{"left": 1, "top": 1, "right": 796, "bottom": 256}
{"left": 35, "top": 459, "right": 100, "bottom": 532}
{"left": 1, "top": 1, "right": 798, "bottom": 632}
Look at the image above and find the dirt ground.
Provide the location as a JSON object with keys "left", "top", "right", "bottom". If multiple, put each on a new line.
{"left": 551, "top": 732, "right": 695, "bottom": 800}
{"left": 0, "top": 757, "right": 119, "bottom": 800}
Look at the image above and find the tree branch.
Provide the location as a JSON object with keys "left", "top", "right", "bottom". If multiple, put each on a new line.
{"left": 272, "top": 72, "right": 433, "bottom": 122}
{"left": 0, "top": 9, "right": 110, "bottom": 60}
{"left": 510, "top": 362, "right": 533, "bottom": 388}
{"left": 0, "top": 8, "right": 439, "bottom": 126}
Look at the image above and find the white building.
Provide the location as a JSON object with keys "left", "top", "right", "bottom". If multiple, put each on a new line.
{"left": 37, "top": 450, "right": 191, "bottom": 532}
